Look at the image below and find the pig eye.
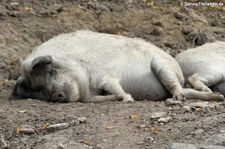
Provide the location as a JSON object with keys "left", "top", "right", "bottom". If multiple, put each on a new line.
{"left": 33, "top": 85, "right": 43, "bottom": 92}
{"left": 49, "top": 69, "right": 57, "bottom": 76}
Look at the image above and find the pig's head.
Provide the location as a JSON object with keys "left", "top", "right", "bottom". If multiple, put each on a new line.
{"left": 11, "top": 55, "right": 80, "bottom": 102}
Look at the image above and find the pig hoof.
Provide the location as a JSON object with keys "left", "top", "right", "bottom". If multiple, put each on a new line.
{"left": 213, "top": 92, "right": 224, "bottom": 101}
{"left": 116, "top": 95, "right": 124, "bottom": 101}
{"left": 173, "top": 93, "right": 185, "bottom": 101}
{"left": 122, "top": 94, "right": 135, "bottom": 103}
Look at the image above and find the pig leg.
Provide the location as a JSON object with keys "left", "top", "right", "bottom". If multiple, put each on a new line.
{"left": 151, "top": 57, "right": 184, "bottom": 100}
{"left": 98, "top": 77, "right": 134, "bottom": 102}
{"left": 183, "top": 88, "right": 224, "bottom": 101}
{"left": 187, "top": 72, "right": 223, "bottom": 92}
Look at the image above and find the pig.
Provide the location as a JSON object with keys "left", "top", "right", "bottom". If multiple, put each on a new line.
{"left": 176, "top": 41, "right": 225, "bottom": 97}
{"left": 11, "top": 30, "right": 224, "bottom": 103}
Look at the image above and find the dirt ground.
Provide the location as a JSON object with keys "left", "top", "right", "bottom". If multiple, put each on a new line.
{"left": 0, "top": 0, "right": 225, "bottom": 149}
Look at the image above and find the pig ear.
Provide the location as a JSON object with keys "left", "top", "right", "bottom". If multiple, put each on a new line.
{"left": 11, "top": 76, "right": 31, "bottom": 99}
{"left": 31, "top": 56, "right": 52, "bottom": 71}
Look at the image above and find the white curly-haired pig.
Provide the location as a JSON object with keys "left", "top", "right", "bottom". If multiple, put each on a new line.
{"left": 176, "top": 41, "right": 225, "bottom": 97}
{"left": 11, "top": 31, "right": 223, "bottom": 102}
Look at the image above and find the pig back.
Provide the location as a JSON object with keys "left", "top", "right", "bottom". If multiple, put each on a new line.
{"left": 176, "top": 41, "right": 225, "bottom": 79}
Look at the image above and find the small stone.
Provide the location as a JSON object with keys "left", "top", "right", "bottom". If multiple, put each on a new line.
{"left": 8, "top": 11, "right": 20, "bottom": 17}
{"left": 144, "top": 136, "right": 154, "bottom": 143}
{"left": 186, "top": 8, "right": 208, "bottom": 24}
{"left": 17, "top": 128, "right": 35, "bottom": 134}
{"left": 57, "top": 140, "right": 91, "bottom": 149}
{"left": 78, "top": 117, "right": 87, "bottom": 123}
{"left": 0, "top": 110, "right": 6, "bottom": 119}
{"left": 168, "top": 143, "right": 197, "bottom": 149}
{"left": 136, "top": 141, "right": 144, "bottom": 145}
{"left": 152, "top": 20, "right": 162, "bottom": 26}
{"left": 189, "top": 102, "right": 217, "bottom": 109}
{"left": 173, "top": 11, "right": 188, "bottom": 21}
{"left": 182, "top": 26, "right": 193, "bottom": 35}
{"left": 220, "top": 130, "right": 225, "bottom": 133}
{"left": 69, "top": 120, "right": 80, "bottom": 126}
{"left": 0, "top": 135, "right": 9, "bottom": 149}
{"left": 193, "top": 129, "right": 204, "bottom": 136}
{"left": 150, "top": 112, "right": 166, "bottom": 119}
{"left": 165, "top": 98, "right": 182, "bottom": 106}
{"left": 183, "top": 105, "right": 191, "bottom": 112}
{"left": 152, "top": 27, "right": 163, "bottom": 36}
{"left": 204, "top": 133, "right": 225, "bottom": 146}
{"left": 196, "top": 144, "right": 225, "bottom": 149}
{"left": 158, "top": 117, "right": 172, "bottom": 123}
{"left": 49, "top": 4, "right": 64, "bottom": 14}
{"left": 46, "top": 123, "right": 70, "bottom": 132}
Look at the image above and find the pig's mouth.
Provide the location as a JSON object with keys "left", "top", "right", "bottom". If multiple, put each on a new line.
{"left": 50, "top": 84, "right": 71, "bottom": 103}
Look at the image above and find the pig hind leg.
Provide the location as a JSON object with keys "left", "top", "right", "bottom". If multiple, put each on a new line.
{"left": 183, "top": 88, "right": 224, "bottom": 101}
{"left": 187, "top": 72, "right": 224, "bottom": 92}
{"left": 151, "top": 57, "right": 184, "bottom": 100}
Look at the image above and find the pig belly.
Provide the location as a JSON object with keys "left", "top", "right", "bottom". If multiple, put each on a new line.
{"left": 114, "top": 63, "right": 169, "bottom": 100}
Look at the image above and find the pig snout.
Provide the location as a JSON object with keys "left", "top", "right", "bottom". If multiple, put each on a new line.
{"left": 51, "top": 92, "right": 67, "bottom": 103}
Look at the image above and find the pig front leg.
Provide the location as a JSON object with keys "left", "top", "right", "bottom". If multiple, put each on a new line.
{"left": 98, "top": 77, "right": 134, "bottom": 102}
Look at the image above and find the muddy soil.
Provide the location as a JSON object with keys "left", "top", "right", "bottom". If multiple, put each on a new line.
{"left": 0, "top": 0, "right": 225, "bottom": 149}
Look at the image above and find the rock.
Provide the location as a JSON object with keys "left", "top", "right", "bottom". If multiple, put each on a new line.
{"left": 183, "top": 105, "right": 191, "bottom": 112}
{"left": 168, "top": 143, "right": 225, "bottom": 149}
{"left": 165, "top": 98, "right": 182, "bottom": 106}
{"left": 173, "top": 11, "right": 188, "bottom": 21}
{"left": 168, "top": 143, "right": 196, "bottom": 149}
{"left": 151, "top": 112, "right": 166, "bottom": 119}
{"left": 49, "top": 4, "right": 64, "bottom": 14}
{"left": 220, "top": 130, "right": 225, "bottom": 133}
{"left": 184, "top": 8, "right": 208, "bottom": 24}
{"left": 57, "top": 140, "right": 91, "bottom": 149}
{"left": 46, "top": 123, "right": 70, "bottom": 132}
{"left": 78, "top": 117, "right": 87, "bottom": 123}
{"left": 7, "top": 11, "right": 20, "bottom": 17}
{"left": 190, "top": 102, "right": 208, "bottom": 108}
{"left": 193, "top": 129, "right": 204, "bottom": 136}
{"left": 158, "top": 117, "right": 171, "bottom": 123}
{"left": 204, "top": 133, "right": 225, "bottom": 146}
{"left": 196, "top": 144, "right": 225, "bottom": 149}
{"left": 189, "top": 102, "right": 219, "bottom": 109}
{"left": 87, "top": 1, "right": 110, "bottom": 12}
{"left": 0, "top": 5, "right": 8, "bottom": 18}
{"left": 182, "top": 26, "right": 193, "bottom": 35}
{"left": 0, "top": 135, "right": 9, "bottom": 149}
{"left": 152, "top": 26, "right": 163, "bottom": 36}
{"left": 0, "top": 110, "right": 6, "bottom": 119}
{"left": 150, "top": 112, "right": 166, "bottom": 119}
{"left": 38, "top": 134, "right": 91, "bottom": 149}
{"left": 38, "top": 8, "right": 50, "bottom": 16}
{"left": 211, "top": 19, "right": 221, "bottom": 27}
{"left": 152, "top": 20, "right": 162, "bottom": 26}
{"left": 17, "top": 128, "right": 35, "bottom": 134}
